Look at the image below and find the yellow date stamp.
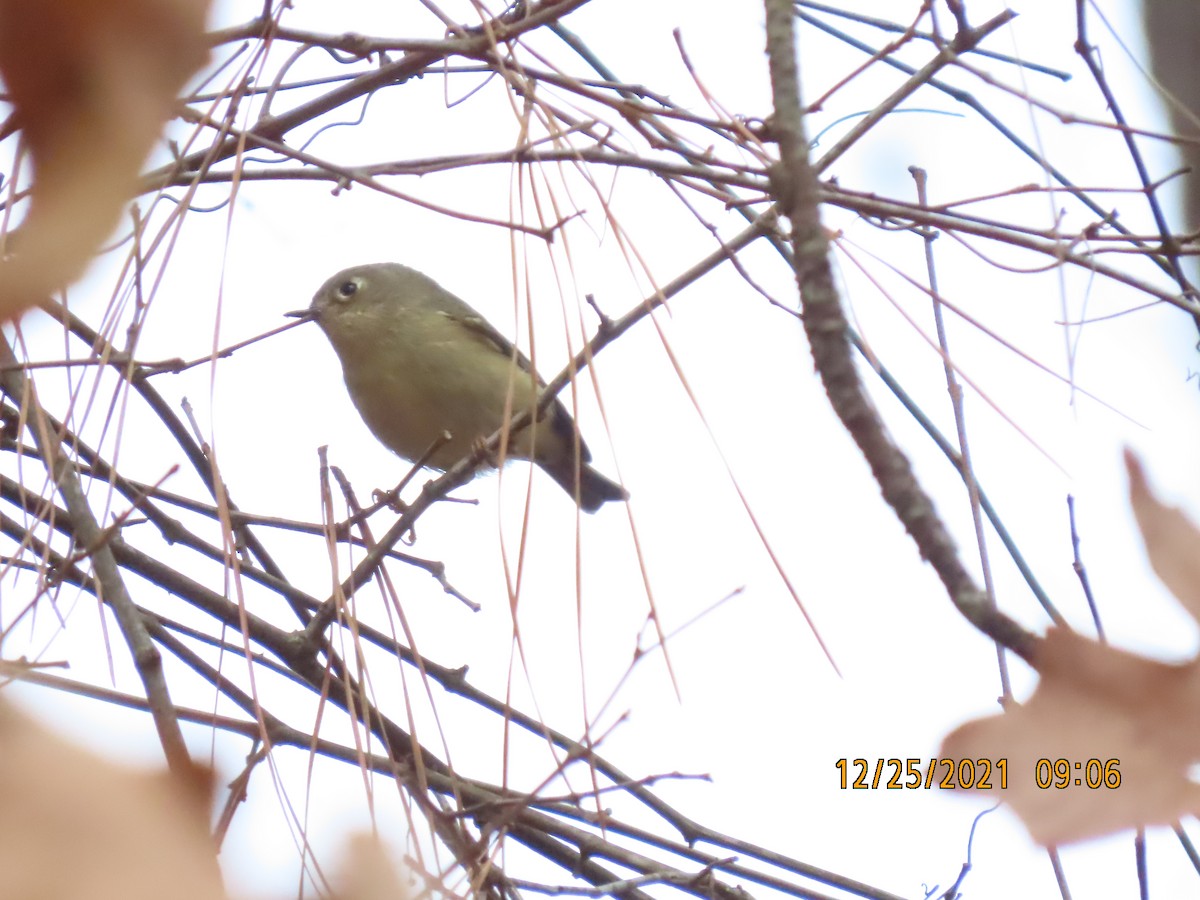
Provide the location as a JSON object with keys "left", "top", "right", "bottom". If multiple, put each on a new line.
{"left": 835, "top": 758, "right": 1008, "bottom": 790}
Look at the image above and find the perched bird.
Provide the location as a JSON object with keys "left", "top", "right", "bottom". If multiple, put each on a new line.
{"left": 289, "top": 263, "right": 627, "bottom": 513}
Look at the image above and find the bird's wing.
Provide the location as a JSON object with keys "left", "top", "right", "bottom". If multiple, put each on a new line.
{"left": 441, "top": 309, "right": 593, "bottom": 463}
{"left": 445, "top": 310, "right": 544, "bottom": 387}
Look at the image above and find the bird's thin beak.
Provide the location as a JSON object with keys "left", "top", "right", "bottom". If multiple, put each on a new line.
{"left": 284, "top": 308, "right": 316, "bottom": 321}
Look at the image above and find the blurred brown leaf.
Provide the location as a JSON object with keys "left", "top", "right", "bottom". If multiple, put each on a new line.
{"left": 1127, "top": 447, "right": 1200, "bottom": 621}
{"left": 0, "top": 0, "right": 211, "bottom": 320}
{"left": 942, "top": 451, "right": 1200, "bottom": 844}
{"left": 944, "top": 628, "right": 1200, "bottom": 845}
{"left": 334, "top": 833, "right": 411, "bottom": 900}
{"left": 0, "top": 700, "right": 225, "bottom": 900}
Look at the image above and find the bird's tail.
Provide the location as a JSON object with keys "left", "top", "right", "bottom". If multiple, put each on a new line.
{"left": 539, "top": 458, "right": 628, "bottom": 513}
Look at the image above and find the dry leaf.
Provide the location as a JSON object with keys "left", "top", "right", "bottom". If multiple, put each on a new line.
{"left": 334, "top": 833, "right": 411, "bottom": 900}
{"left": 0, "top": 700, "right": 225, "bottom": 900}
{"left": 944, "top": 628, "right": 1200, "bottom": 845}
{"left": 1126, "top": 447, "right": 1200, "bottom": 621}
{"left": 0, "top": 0, "right": 211, "bottom": 320}
{"left": 942, "top": 452, "right": 1200, "bottom": 845}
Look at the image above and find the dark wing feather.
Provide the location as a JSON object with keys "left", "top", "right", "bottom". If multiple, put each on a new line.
{"left": 441, "top": 310, "right": 593, "bottom": 463}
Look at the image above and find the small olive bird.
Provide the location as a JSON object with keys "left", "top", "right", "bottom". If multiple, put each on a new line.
{"left": 289, "top": 263, "right": 627, "bottom": 513}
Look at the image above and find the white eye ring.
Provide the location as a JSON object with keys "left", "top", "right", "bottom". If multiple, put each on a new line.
{"left": 336, "top": 279, "right": 360, "bottom": 301}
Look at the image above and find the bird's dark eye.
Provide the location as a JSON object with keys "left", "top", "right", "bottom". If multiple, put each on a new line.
{"left": 336, "top": 280, "right": 359, "bottom": 300}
